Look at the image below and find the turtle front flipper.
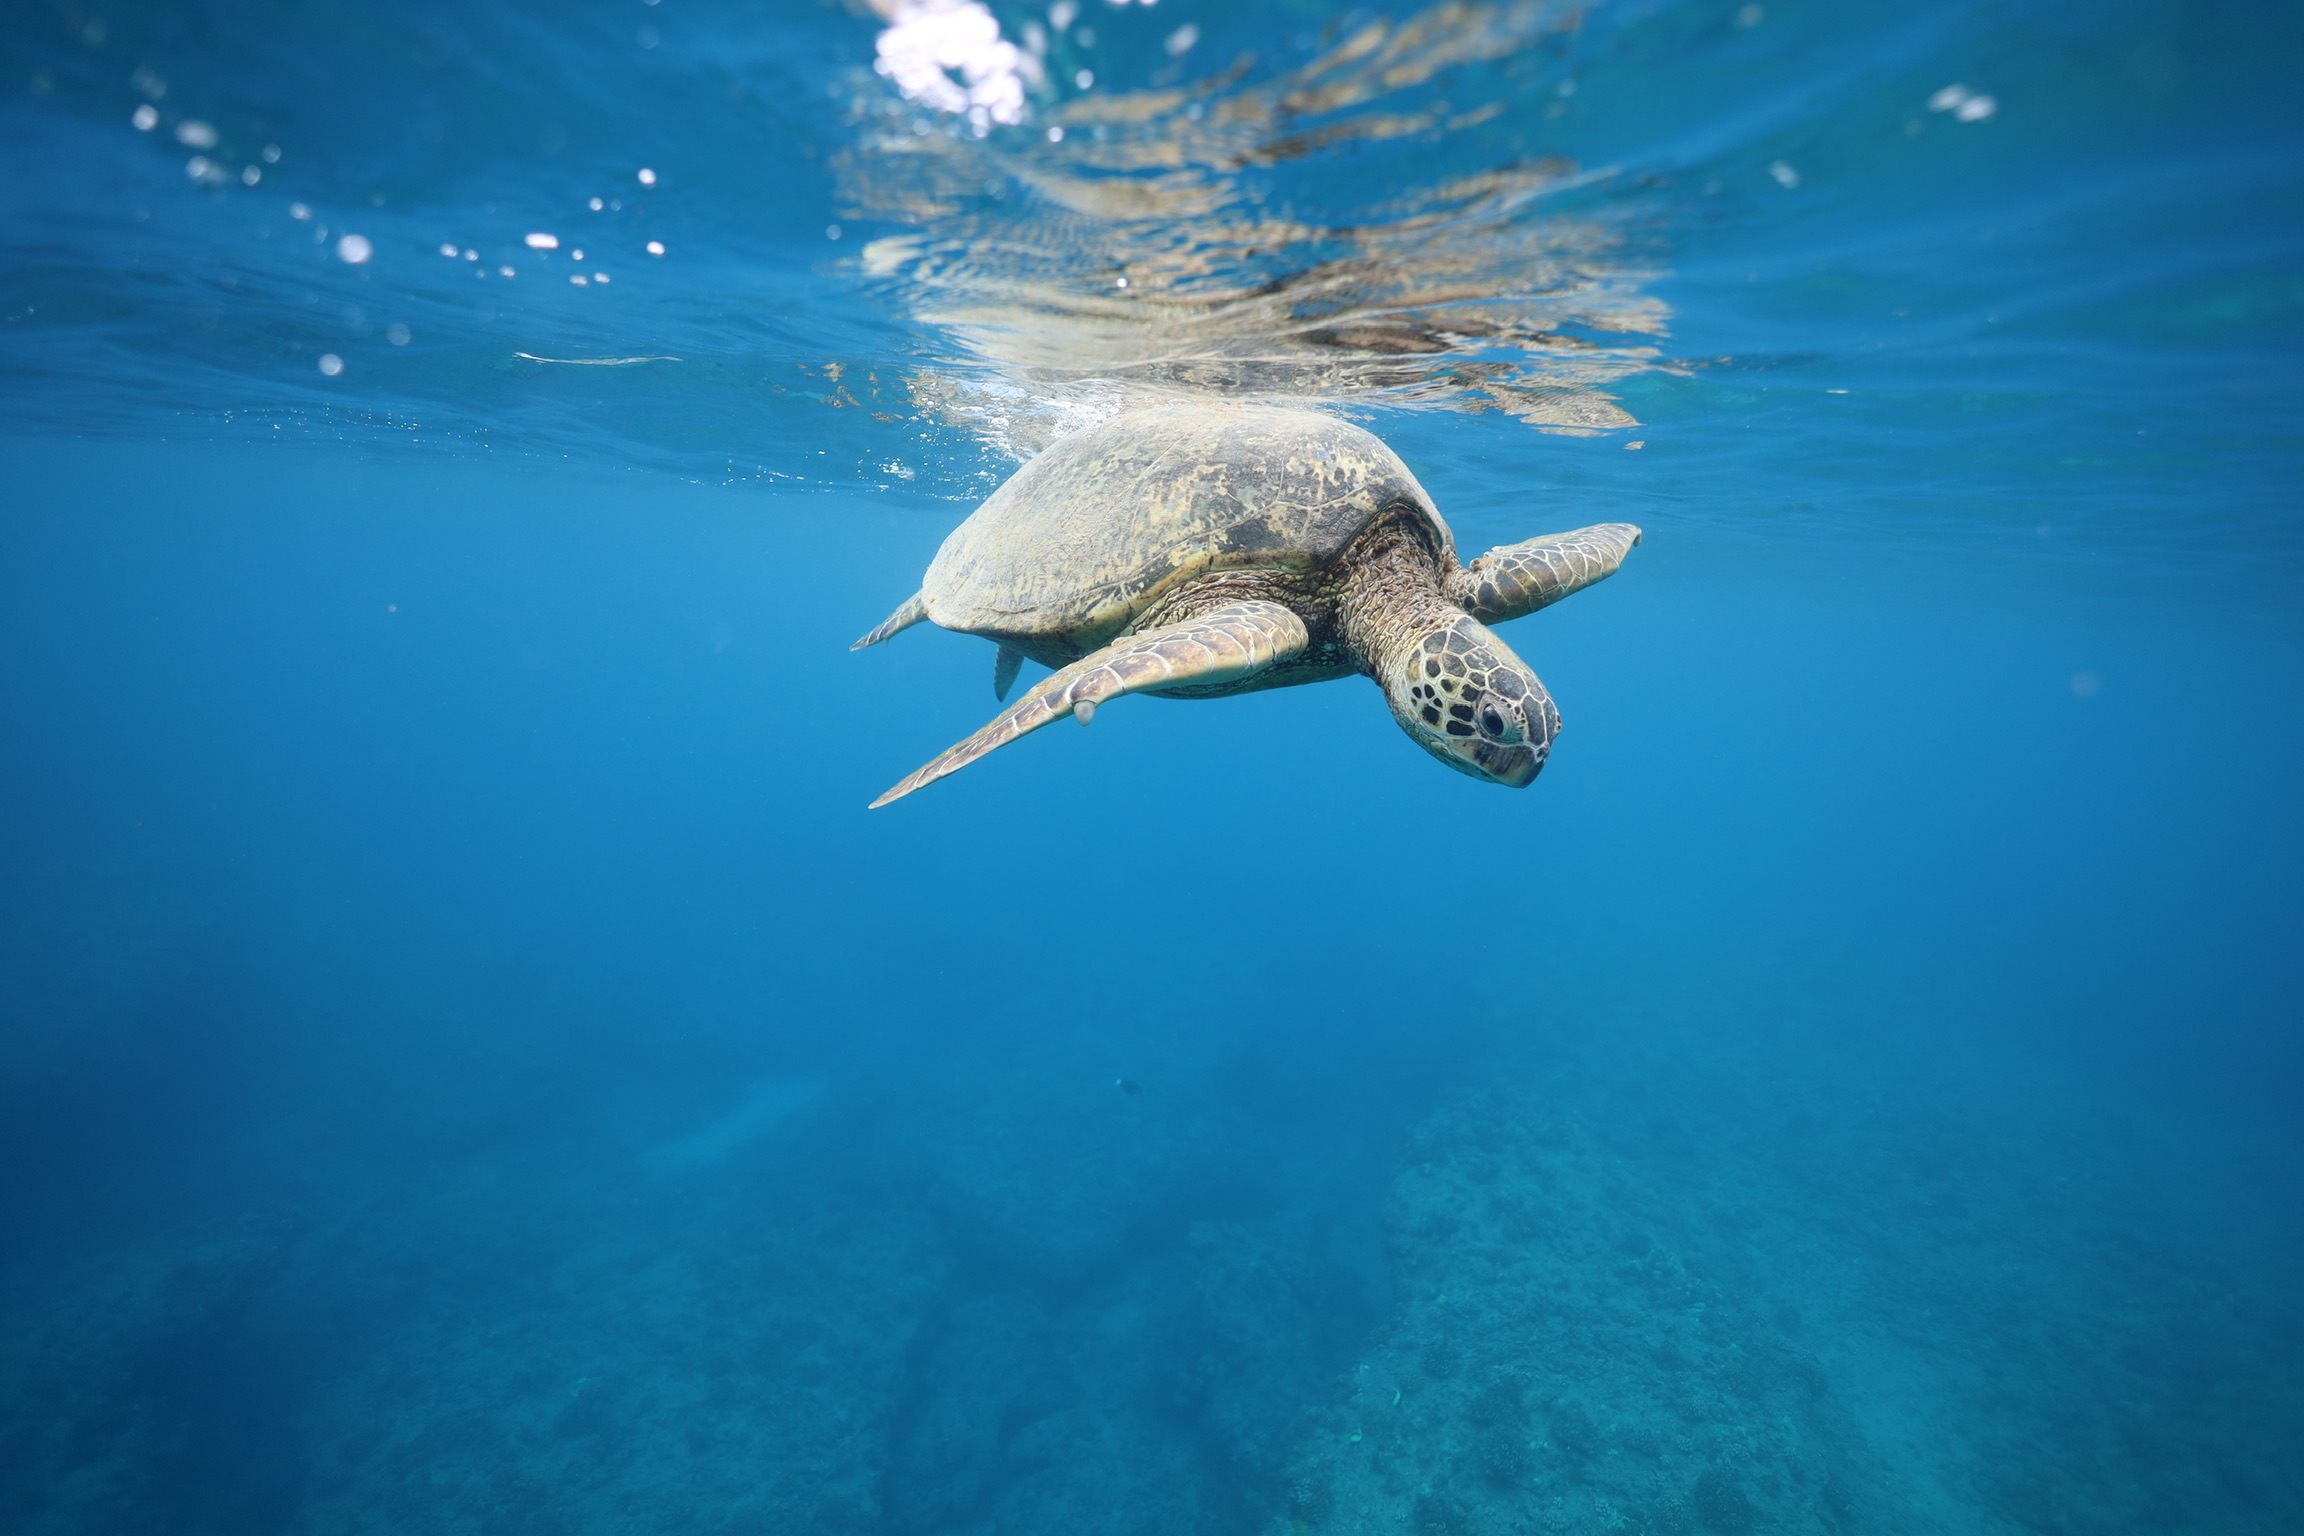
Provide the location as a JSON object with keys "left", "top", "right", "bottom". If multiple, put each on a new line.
{"left": 992, "top": 643, "right": 1024, "bottom": 701}
{"left": 1447, "top": 524, "right": 1642, "bottom": 623}
{"left": 870, "top": 601, "right": 1310, "bottom": 808}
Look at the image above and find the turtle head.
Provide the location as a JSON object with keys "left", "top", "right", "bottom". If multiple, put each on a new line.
{"left": 1379, "top": 614, "right": 1560, "bottom": 787}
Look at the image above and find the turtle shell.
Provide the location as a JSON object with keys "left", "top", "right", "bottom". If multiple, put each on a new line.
{"left": 921, "top": 403, "right": 1453, "bottom": 649}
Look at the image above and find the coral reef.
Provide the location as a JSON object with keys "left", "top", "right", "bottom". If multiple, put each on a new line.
{"left": 1266, "top": 1090, "right": 1875, "bottom": 1536}
{"left": 1261, "top": 1022, "right": 2304, "bottom": 1536}
{"left": 3, "top": 1010, "right": 2299, "bottom": 1536}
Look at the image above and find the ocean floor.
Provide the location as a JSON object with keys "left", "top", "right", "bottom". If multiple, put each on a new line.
{"left": 2, "top": 994, "right": 2296, "bottom": 1536}
{"left": 1276, "top": 1016, "right": 2304, "bottom": 1536}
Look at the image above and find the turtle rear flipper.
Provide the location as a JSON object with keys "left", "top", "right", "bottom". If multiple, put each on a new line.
{"left": 993, "top": 643, "right": 1024, "bottom": 701}
{"left": 851, "top": 591, "right": 929, "bottom": 651}
{"left": 871, "top": 601, "right": 1309, "bottom": 808}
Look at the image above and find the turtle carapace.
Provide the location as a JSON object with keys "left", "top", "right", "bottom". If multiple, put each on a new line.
{"left": 853, "top": 404, "right": 1640, "bottom": 807}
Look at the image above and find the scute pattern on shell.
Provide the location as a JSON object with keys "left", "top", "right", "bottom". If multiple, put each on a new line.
{"left": 921, "top": 404, "right": 1453, "bottom": 647}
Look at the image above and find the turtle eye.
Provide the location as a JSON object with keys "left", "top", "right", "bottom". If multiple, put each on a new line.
{"left": 1474, "top": 695, "right": 1527, "bottom": 744}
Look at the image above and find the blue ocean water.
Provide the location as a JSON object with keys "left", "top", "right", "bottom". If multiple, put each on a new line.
{"left": 3, "top": 0, "right": 2302, "bottom": 1532}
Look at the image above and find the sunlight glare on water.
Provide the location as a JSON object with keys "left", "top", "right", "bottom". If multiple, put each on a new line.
{"left": 846, "top": 0, "right": 1664, "bottom": 456}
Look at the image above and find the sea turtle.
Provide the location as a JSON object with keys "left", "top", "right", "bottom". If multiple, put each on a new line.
{"left": 853, "top": 403, "right": 1640, "bottom": 807}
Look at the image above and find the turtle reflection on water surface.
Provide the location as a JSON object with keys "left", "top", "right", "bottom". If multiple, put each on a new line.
{"left": 854, "top": 405, "right": 1640, "bottom": 807}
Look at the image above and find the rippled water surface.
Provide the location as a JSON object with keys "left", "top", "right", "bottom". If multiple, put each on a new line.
{"left": 3, "top": 1, "right": 2301, "bottom": 1533}
{"left": 10, "top": 0, "right": 2299, "bottom": 532}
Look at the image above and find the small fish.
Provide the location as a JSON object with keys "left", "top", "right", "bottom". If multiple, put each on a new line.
{"left": 1114, "top": 1078, "right": 1142, "bottom": 1096}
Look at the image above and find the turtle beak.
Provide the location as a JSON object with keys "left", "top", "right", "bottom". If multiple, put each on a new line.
{"left": 1458, "top": 683, "right": 1557, "bottom": 787}
{"left": 1471, "top": 737, "right": 1545, "bottom": 787}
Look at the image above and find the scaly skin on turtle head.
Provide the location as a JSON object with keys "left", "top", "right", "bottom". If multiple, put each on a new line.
{"left": 1379, "top": 613, "right": 1560, "bottom": 787}
{"left": 1336, "top": 522, "right": 1566, "bottom": 792}
{"left": 1337, "top": 517, "right": 1560, "bottom": 788}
